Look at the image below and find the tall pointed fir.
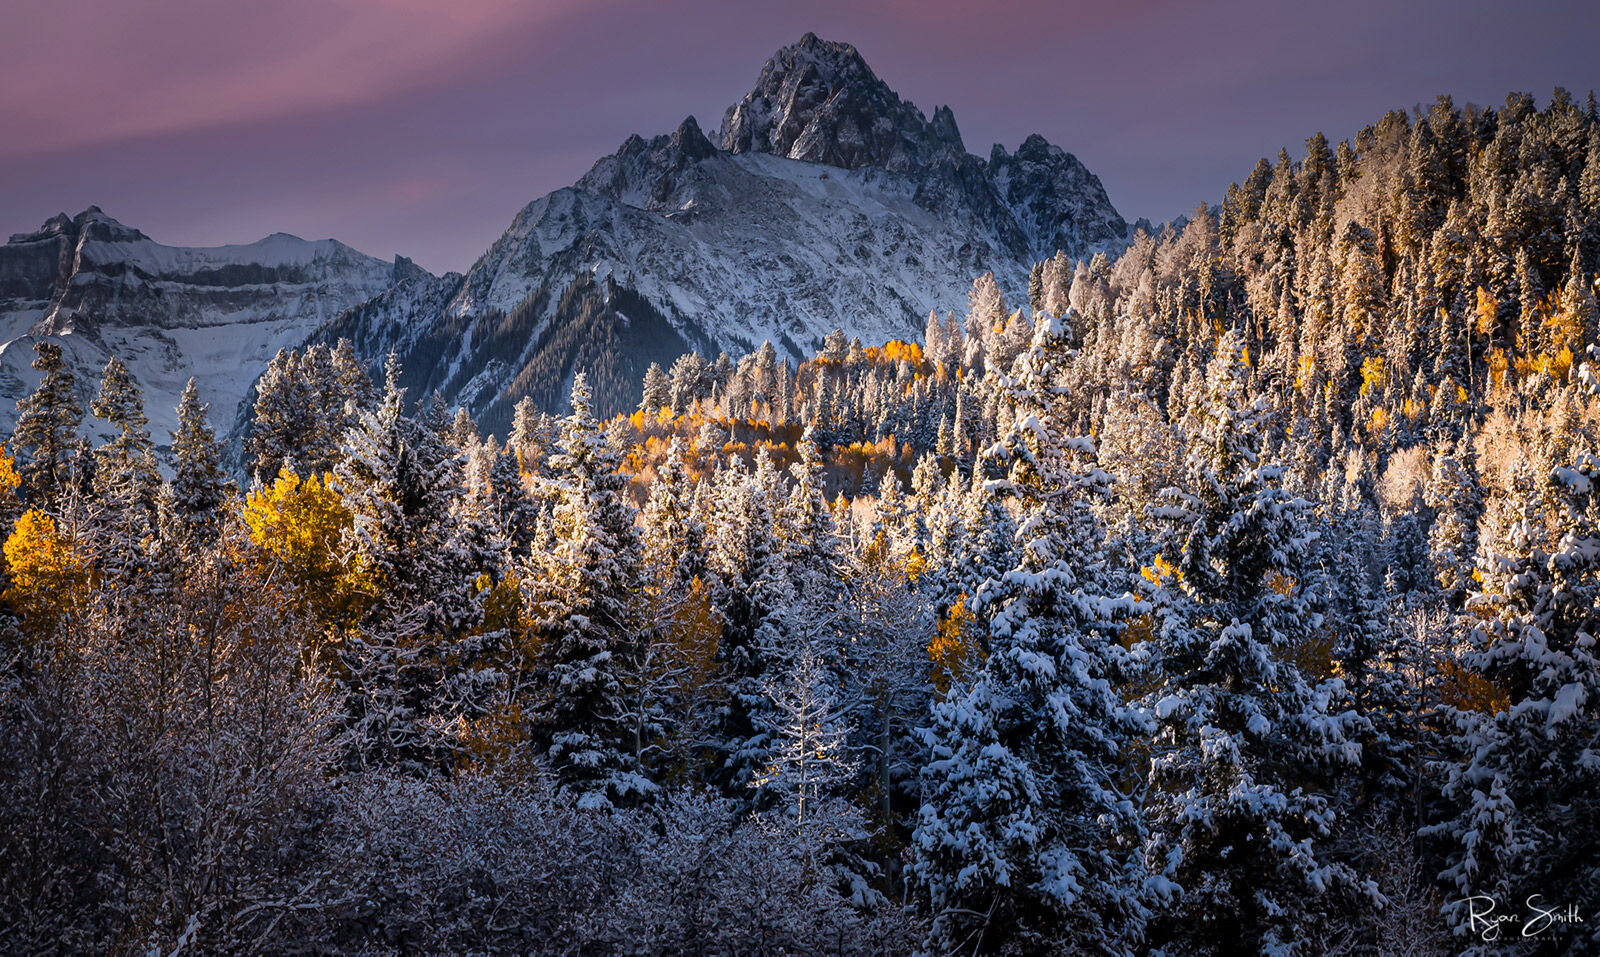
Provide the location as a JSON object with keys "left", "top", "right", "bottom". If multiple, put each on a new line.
{"left": 12, "top": 341, "right": 82, "bottom": 504}
{"left": 781, "top": 431, "right": 848, "bottom": 659}
{"left": 954, "top": 464, "right": 1019, "bottom": 652}
{"left": 632, "top": 436, "right": 714, "bottom": 776}
{"left": 915, "top": 312, "right": 1150, "bottom": 954}
{"left": 705, "top": 450, "right": 793, "bottom": 801}
{"left": 1426, "top": 449, "right": 1600, "bottom": 953}
{"left": 332, "top": 355, "right": 478, "bottom": 774}
{"left": 1424, "top": 436, "right": 1484, "bottom": 609}
{"left": 89, "top": 357, "right": 158, "bottom": 510}
{"left": 168, "top": 378, "right": 229, "bottom": 544}
{"left": 1320, "top": 518, "right": 1413, "bottom": 834}
{"left": 85, "top": 355, "right": 162, "bottom": 599}
{"left": 520, "top": 373, "right": 650, "bottom": 806}
{"left": 642, "top": 438, "right": 704, "bottom": 600}
{"left": 1139, "top": 333, "right": 1372, "bottom": 952}
{"left": 246, "top": 348, "right": 317, "bottom": 484}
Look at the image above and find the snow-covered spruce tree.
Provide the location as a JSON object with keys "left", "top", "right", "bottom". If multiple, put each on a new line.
{"left": 82, "top": 357, "right": 168, "bottom": 600}
{"left": 1426, "top": 450, "right": 1600, "bottom": 954}
{"left": 332, "top": 356, "right": 481, "bottom": 774}
{"left": 1424, "top": 435, "right": 1484, "bottom": 609}
{"left": 782, "top": 427, "right": 843, "bottom": 598}
{"left": 643, "top": 437, "right": 705, "bottom": 596}
{"left": 466, "top": 443, "right": 538, "bottom": 559}
{"left": 955, "top": 473, "right": 1018, "bottom": 639}
{"left": 1323, "top": 530, "right": 1412, "bottom": 821}
{"left": 915, "top": 313, "right": 1151, "bottom": 955}
{"left": 246, "top": 348, "right": 317, "bottom": 485}
{"left": 778, "top": 437, "right": 852, "bottom": 693}
{"left": 89, "top": 357, "right": 158, "bottom": 510}
{"left": 1140, "top": 334, "right": 1373, "bottom": 954}
{"left": 704, "top": 450, "right": 794, "bottom": 801}
{"left": 12, "top": 341, "right": 83, "bottom": 504}
{"left": 520, "top": 373, "right": 651, "bottom": 807}
{"left": 625, "top": 436, "right": 719, "bottom": 780}
{"left": 640, "top": 361, "right": 672, "bottom": 414}
{"left": 168, "top": 378, "right": 230, "bottom": 544}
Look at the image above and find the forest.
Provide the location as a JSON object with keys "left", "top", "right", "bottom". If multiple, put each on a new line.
{"left": 2, "top": 90, "right": 1599, "bottom": 955}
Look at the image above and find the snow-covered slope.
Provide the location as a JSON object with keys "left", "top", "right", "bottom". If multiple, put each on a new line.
{"left": 0, "top": 206, "right": 420, "bottom": 445}
{"left": 324, "top": 32, "right": 1128, "bottom": 425}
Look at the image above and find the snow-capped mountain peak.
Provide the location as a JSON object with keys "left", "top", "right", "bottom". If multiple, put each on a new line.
{"left": 311, "top": 34, "right": 1131, "bottom": 428}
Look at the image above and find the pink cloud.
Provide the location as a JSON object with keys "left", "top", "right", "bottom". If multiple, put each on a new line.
{"left": 0, "top": 0, "right": 595, "bottom": 158}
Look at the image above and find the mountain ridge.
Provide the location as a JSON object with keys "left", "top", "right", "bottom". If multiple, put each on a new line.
{"left": 317, "top": 33, "right": 1129, "bottom": 426}
{"left": 0, "top": 206, "right": 419, "bottom": 446}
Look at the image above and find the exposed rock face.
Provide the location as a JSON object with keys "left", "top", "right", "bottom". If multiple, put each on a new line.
{"left": 989, "top": 134, "right": 1132, "bottom": 262}
{"left": 321, "top": 34, "right": 1130, "bottom": 422}
{"left": 0, "top": 207, "right": 415, "bottom": 444}
{"left": 719, "top": 32, "right": 965, "bottom": 172}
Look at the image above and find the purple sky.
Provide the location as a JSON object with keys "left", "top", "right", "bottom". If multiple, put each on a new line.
{"left": 3, "top": 0, "right": 1597, "bottom": 274}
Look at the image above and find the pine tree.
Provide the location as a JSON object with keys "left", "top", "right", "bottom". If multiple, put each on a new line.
{"left": 704, "top": 452, "right": 793, "bottom": 800}
{"left": 781, "top": 427, "right": 842, "bottom": 594}
{"left": 1320, "top": 518, "right": 1413, "bottom": 831}
{"left": 916, "top": 312, "right": 1150, "bottom": 954}
{"left": 1140, "top": 335, "right": 1372, "bottom": 952}
{"left": 1556, "top": 248, "right": 1599, "bottom": 354}
{"left": 169, "top": 378, "right": 229, "bottom": 543}
{"left": 509, "top": 395, "right": 540, "bottom": 469}
{"left": 640, "top": 361, "right": 671, "bottom": 414}
{"left": 1027, "top": 261, "right": 1045, "bottom": 316}
{"left": 12, "top": 342, "right": 83, "bottom": 503}
{"left": 246, "top": 349, "right": 318, "bottom": 484}
{"left": 1426, "top": 451, "right": 1600, "bottom": 953}
{"left": 521, "top": 373, "right": 649, "bottom": 806}
{"left": 1425, "top": 437, "right": 1484, "bottom": 608}
{"left": 642, "top": 438, "right": 704, "bottom": 593}
{"left": 89, "top": 357, "right": 157, "bottom": 508}
{"left": 333, "top": 356, "right": 476, "bottom": 774}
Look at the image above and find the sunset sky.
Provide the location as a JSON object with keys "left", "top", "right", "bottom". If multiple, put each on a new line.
{"left": 4, "top": 0, "right": 1596, "bottom": 273}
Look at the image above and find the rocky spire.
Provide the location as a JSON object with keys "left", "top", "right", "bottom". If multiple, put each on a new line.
{"left": 718, "top": 32, "right": 964, "bottom": 172}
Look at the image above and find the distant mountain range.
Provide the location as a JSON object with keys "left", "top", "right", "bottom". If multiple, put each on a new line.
{"left": 0, "top": 206, "right": 422, "bottom": 446}
{"left": 2, "top": 32, "right": 1131, "bottom": 440}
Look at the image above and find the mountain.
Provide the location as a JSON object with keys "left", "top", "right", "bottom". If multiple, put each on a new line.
{"left": 0, "top": 206, "right": 420, "bottom": 446}
{"left": 320, "top": 33, "right": 1127, "bottom": 429}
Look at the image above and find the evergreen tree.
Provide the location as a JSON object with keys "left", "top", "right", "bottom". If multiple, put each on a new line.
{"left": 1425, "top": 437, "right": 1484, "bottom": 608}
{"left": 333, "top": 356, "right": 476, "bottom": 774}
{"left": 521, "top": 373, "right": 649, "bottom": 806}
{"left": 640, "top": 361, "right": 671, "bottom": 414}
{"left": 1427, "top": 451, "right": 1600, "bottom": 953}
{"left": 12, "top": 341, "right": 83, "bottom": 503}
{"left": 247, "top": 348, "right": 320, "bottom": 484}
{"left": 704, "top": 452, "right": 793, "bottom": 800}
{"left": 915, "top": 312, "right": 1150, "bottom": 954}
{"left": 169, "top": 378, "right": 229, "bottom": 542}
{"left": 89, "top": 357, "right": 157, "bottom": 508}
{"left": 1140, "top": 336, "right": 1373, "bottom": 952}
